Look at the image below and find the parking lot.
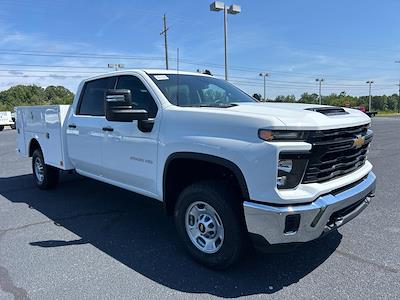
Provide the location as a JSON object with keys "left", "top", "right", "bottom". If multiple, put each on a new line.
{"left": 0, "top": 117, "right": 399, "bottom": 300}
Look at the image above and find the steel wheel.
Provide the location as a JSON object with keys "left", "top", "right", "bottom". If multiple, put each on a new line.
{"left": 34, "top": 156, "right": 45, "bottom": 183}
{"left": 185, "top": 201, "right": 225, "bottom": 254}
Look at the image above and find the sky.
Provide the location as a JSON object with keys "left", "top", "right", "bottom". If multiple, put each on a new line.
{"left": 0, "top": 0, "right": 400, "bottom": 99}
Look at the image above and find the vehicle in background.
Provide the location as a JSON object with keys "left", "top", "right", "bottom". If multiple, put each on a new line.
{"left": 16, "top": 70, "right": 376, "bottom": 269}
{"left": 353, "top": 105, "right": 378, "bottom": 118}
{"left": 0, "top": 111, "right": 15, "bottom": 131}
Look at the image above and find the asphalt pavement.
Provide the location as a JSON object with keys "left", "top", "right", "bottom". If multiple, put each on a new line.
{"left": 0, "top": 117, "right": 399, "bottom": 300}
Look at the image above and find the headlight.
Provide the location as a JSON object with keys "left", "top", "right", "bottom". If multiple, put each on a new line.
{"left": 259, "top": 130, "right": 308, "bottom": 141}
{"left": 277, "top": 154, "right": 308, "bottom": 189}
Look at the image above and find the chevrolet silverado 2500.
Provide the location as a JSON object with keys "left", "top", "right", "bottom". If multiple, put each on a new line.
{"left": 16, "top": 70, "right": 376, "bottom": 269}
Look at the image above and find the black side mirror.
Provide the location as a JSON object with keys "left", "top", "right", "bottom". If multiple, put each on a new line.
{"left": 105, "top": 89, "right": 148, "bottom": 122}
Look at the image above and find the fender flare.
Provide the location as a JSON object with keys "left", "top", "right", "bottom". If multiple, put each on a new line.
{"left": 28, "top": 138, "right": 41, "bottom": 157}
{"left": 163, "top": 152, "right": 250, "bottom": 201}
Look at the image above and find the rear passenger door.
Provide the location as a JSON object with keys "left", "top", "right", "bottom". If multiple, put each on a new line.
{"left": 101, "top": 75, "right": 160, "bottom": 197}
{"left": 66, "top": 76, "right": 116, "bottom": 176}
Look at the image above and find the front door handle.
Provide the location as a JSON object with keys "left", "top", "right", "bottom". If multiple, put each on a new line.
{"left": 68, "top": 124, "right": 76, "bottom": 128}
{"left": 102, "top": 127, "right": 114, "bottom": 132}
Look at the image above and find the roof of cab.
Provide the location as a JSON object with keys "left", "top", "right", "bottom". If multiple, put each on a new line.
{"left": 82, "top": 69, "right": 211, "bottom": 82}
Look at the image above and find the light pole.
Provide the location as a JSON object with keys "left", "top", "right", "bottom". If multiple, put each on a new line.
{"left": 108, "top": 63, "right": 124, "bottom": 71}
{"left": 397, "top": 80, "right": 400, "bottom": 114}
{"left": 259, "top": 72, "right": 269, "bottom": 101}
{"left": 366, "top": 80, "right": 374, "bottom": 111}
{"left": 315, "top": 78, "right": 324, "bottom": 105}
{"left": 395, "top": 61, "right": 400, "bottom": 113}
{"left": 210, "top": 1, "right": 241, "bottom": 81}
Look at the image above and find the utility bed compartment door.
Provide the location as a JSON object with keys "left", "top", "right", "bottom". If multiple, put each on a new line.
{"left": 16, "top": 109, "right": 26, "bottom": 155}
{"left": 16, "top": 105, "right": 70, "bottom": 169}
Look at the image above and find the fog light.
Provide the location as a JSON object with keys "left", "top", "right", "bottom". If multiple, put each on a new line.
{"left": 278, "top": 159, "right": 293, "bottom": 173}
{"left": 276, "top": 154, "right": 309, "bottom": 190}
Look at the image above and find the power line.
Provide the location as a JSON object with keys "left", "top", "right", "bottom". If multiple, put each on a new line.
{"left": 0, "top": 63, "right": 108, "bottom": 69}
{"left": 0, "top": 49, "right": 165, "bottom": 61}
{"left": 0, "top": 74, "right": 86, "bottom": 78}
{"left": 0, "top": 69, "right": 102, "bottom": 74}
{"left": 0, "top": 48, "right": 394, "bottom": 82}
{"left": 0, "top": 68, "right": 395, "bottom": 90}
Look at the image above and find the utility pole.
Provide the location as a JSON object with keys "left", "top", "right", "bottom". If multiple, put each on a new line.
{"left": 315, "top": 78, "right": 324, "bottom": 105}
{"left": 366, "top": 80, "right": 374, "bottom": 111}
{"left": 259, "top": 72, "right": 269, "bottom": 101}
{"left": 160, "top": 14, "right": 169, "bottom": 70}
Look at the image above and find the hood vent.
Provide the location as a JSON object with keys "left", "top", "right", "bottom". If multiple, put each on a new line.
{"left": 306, "top": 107, "right": 349, "bottom": 116}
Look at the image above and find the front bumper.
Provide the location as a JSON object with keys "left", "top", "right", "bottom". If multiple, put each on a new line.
{"left": 243, "top": 171, "right": 376, "bottom": 244}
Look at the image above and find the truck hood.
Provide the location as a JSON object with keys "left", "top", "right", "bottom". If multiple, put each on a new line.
{"left": 228, "top": 102, "right": 371, "bottom": 130}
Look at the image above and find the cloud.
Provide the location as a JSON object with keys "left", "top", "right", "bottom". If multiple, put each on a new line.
{"left": 8, "top": 70, "right": 24, "bottom": 75}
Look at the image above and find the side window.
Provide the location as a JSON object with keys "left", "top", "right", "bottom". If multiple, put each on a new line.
{"left": 78, "top": 77, "right": 116, "bottom": 116}
{"left": 116, "top": 75, "right": 158, "bottom": 118}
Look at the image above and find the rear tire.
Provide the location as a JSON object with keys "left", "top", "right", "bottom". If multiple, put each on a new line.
{"left": 174, "top": 181, "right": 246, "bottom": 270}
{"left": 32, "top": 149, "right": 60, "bottom": 189}
{"left": 0, "top": 125, "right": 4, "bottom": 131}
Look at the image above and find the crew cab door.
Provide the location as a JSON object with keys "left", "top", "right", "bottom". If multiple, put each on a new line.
{"left": 66, "top": 77, "right": 116, "bottom": 175}
{"left": 101, "top": 75, "right": 160, "bottom": 197}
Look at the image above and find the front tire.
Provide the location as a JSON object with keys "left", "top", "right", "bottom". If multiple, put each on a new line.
{"left": 0, "top": 125, "right": 4, "bottom": 131}
{"left": 174, "top": 181, "right": 246, "bottom": 270}
{"left": 32, "top": 149, "right": 60, "bottom": 189}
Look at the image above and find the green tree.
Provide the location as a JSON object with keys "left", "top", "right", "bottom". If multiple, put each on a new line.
{"left": 0, "top": 85, "right": 74, "bottom": 111}
{"left": 44, "top": 86, "right": 74, "bottom": 104}
{"left": 298, "top": 93, "right": 318, "bottom": 104}
{"left": 275, "top": 95, "right": 296, "bottom": 102}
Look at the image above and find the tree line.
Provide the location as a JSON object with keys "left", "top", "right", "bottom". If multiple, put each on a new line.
{"left": 0, "top": 84, "right": 399, "bottom": 113}
{"left": 253, "top": 92, "right": 399, "bottom": 112}
{"left": 0, "top": 85, "right": 74, "bottom": 111}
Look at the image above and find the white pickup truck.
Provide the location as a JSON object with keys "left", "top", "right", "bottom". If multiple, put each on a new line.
{"left": 16, "top": 69, "right": 376, "bottom": 269}
{"left": 0, "top": 111, "right": 15, "bottom": 131}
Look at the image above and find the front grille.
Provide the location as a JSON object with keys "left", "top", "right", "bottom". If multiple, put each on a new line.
{"left": 302, "top": 124, "right": 372, "bottom": 184}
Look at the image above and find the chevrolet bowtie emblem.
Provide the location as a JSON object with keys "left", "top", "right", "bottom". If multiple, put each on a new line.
{"left": 353, "top": 134, "right": 365, "bottom": 148}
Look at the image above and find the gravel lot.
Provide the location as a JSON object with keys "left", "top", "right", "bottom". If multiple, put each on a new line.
{"left": 0, "top": 117, "right": 399, "bottom": 300}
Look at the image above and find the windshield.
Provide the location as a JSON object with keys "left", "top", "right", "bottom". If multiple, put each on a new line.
{"left": 149, "top": 74, "right": 256, "bottom": 107}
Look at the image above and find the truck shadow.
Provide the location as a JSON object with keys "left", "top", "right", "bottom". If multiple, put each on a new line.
{"left": 0, "top": 174, "right": 341, "bottom": 298}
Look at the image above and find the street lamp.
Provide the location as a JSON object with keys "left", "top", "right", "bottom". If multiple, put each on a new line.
{"left": 366, "top": 80, "right": 374, "bottom": 112}
{"left": 210, "top": 1, "right": 241, "bottom": 81}
{"left": 108, "top": 63, "right": 124, "bottom": 71}
{"left": 315, "top": 78, "right": 324, "bottom": 105}
{"left": 394, "top": 61, "right": 400, "bottom": 113}
{"left": 259, "top": 72, "right": 269, "bottom": 101}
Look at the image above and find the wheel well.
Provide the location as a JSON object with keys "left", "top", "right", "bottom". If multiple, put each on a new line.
{"left": 28, "top": 139, "right": 41, "bottom": 157}
{"left": 163, "top": 153, "right": 249, "bottom": 215}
